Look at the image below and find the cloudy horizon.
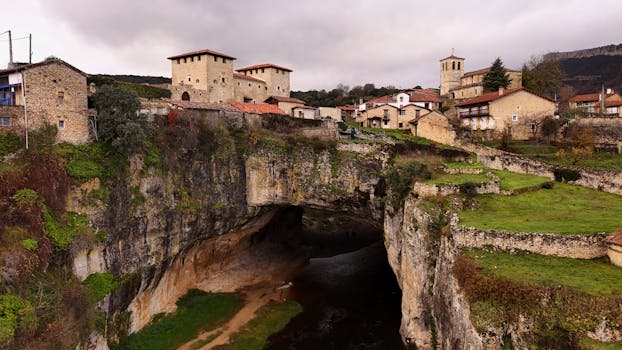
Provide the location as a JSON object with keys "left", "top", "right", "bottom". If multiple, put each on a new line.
{"left": 4, "top": 0, "right": 622, "bottom": 91}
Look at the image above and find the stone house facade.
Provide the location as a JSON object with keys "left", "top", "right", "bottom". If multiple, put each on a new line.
{"left": 409, "top": 111, "right": 457, "bottom": 145}
{"left": 0, "top": 58, "right": 90, "bottom": 144}
{"left": 168, "top": 49, "right": 291, "bottom": 104}
{"left": 456, "top": 88, "right": 555, "bottom": 140}
{"left": 357, "top": 104, "right": 430, "bottom": 130}
{"left": 265, "top": 96, "right": 305, "bottom": 116}
{"left": 569, "top": 89, "right": 622, "bottom": 117}
{"left": 440, "top": 53, "right": 522, "bottom": 100}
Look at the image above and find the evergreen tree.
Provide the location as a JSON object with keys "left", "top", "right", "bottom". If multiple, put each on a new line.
{"left": 91, "top": 84, "right": 150, "bottom": 154}
{"left": 482, "top": 57, "right": 512, "bottom": 92}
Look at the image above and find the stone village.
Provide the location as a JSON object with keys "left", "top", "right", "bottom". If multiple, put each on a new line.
{"left": 4, "top": 44, "right": 622, "bottom": 349}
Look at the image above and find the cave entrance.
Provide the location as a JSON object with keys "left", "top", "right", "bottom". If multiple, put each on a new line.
{"left": 246, "top": 206, "right": 405, "bottom": 350}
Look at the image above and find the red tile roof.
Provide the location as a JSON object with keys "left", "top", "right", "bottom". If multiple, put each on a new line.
{"left": 233, "top": 72, "right": 265, "bottom": 83}
{"left": 167, "top": 100, "right": 242, "bottom": 112}
{"left": 265, "top": 96, "right": 305, "bottom": 104}
{"left": 569, "top": 93, "right": 601, "bottom": 103}
{"left": 365, "top": 95, "right": 396, "bottom": 106}
{"left": 455, "top": 88, "right": 525, "bottom": 107}
{"left": 409, "top": 90, "right": 442, "bottom": 103}
{"left": 440, "top": 55, "right": 464, "bottom": 61}
{"left": 236, "top": 63, "right": 292, "bottom": 72}
{"left": 338, "top": 105, "right": 357, "bottom": 111}
{"left": 595, "top": 100, "right": 622, "bottom": 108}
{"left": 229, "top": 102, "right": 285, "bottom": 115}
{"left": 462, "top": 67, "right": 520, "bottom": 78}
{"left": 167, "top": 49, "right": 236, "bottom": 60}
{"left": 605, "top": 231, "right": 622, "bottom": 246}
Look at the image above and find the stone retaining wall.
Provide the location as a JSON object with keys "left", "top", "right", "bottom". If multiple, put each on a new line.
{"left": 451, "top": 215, "right": 607, "bottom": 259}
{"left": 413, "top": 180, "right": 500, "bottom": 198}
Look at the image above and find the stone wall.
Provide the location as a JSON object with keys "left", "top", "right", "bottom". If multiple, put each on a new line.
{"left": 232, "top": 75, "right": 268, "bottom": 103}
{"left": 412, "top": 180, "right": 500, "bottom": 198}
{"left": 23, "top": 61, "right": 90, "bottom": 144}
{"left": 569, "top": 117, "right": 622, "bottom": 149}
{"left": 0, "top": 105, "right": 25, "bottom": 135}
{"left": 459, "top": 142, "right": 622, "bottom": 196}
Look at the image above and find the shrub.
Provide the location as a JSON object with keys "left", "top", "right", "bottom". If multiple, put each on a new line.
{"left": 0, "top": 294, "right": 36, "bottom": 345}
{"left": 27, "top": 124, "right": 57, "bottom": 152}
{"left": 83, "top": 273, "right": 118, "bottom": 301}
{"left": 11, "top": 189, "right": 40, "bottom": 205}
{"left": 43, "top": 210, "right": 90, "bottom": 249}
{"left": 459, "top": 182, "right": 479, "bottom": 197}
{"left": 553, "top": 168, "right": 581, "bottom": 182}
{"left": 541, "top": 181, "right": 554, "bottom": 189}
{"left": 385, "top": 159, "right": 432, "bottom": 208}
{"left": 66, "top": 159, "right": 104, "bottom": 179}
{"left": 0, "top": 133, "right": 21, "bottom": 157}
{"left": 20, "top": 239, "right": 38, "bottom": 251}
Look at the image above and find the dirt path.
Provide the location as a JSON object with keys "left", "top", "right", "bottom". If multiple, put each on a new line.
{"left": 178, "top": 282, "right": 291, "bottom": 350}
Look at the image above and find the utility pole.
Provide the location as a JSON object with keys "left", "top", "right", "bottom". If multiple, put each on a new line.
{"left": 8, "top": 30, "right": 13, "bottom": 65}
{"left": 29, "top": 33, "right": 32, "bottom": 64}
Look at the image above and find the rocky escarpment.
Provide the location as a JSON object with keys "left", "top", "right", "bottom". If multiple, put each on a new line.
{"left": 67, "top": 112, "right": 388, "bottom": 343}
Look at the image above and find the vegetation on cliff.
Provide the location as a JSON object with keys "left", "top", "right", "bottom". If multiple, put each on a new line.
{"left": 456, "top": 248, "right": 622, "bottom": 348}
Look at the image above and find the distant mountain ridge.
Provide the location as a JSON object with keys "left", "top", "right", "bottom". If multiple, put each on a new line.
{"left": 542, "top": 44, "right": 622, "bottom": 95}
{"left": 545, "top": 43, "right": 622, "bottom": 60}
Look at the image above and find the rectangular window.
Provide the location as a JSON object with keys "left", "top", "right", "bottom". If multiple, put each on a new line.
{"left": 383, "top": 109, "right": 389, "bottom": 117}
{"left": 399, "top": 122, "right": 403, "bottom": 128}
{"left": 0, "top": 116, "right": 11, "bottom": 127}
{"left": 214, "top": 56, "right": 218, "bottom": 62}
{"left": 222, "top": 58, "right": 226, "bottom": 63}
{"left": 512, "top": 115, "right": 518, "bottom": 121}
{"left": 58, "top": 120, "right": 65, "bottom": 128}
{"left": 198, "top": 56, "right": 201, "bottom": 61}
{"left": 261, "top": 68, "right": 265, "bottom": 73}
{"left": 190, "top": 57, "right": 194, "bottom": 62}
{"left": 184, "top": 58, "right": 187, "bottom": 63}
{"left": 416, "top": 110, "right": 420, "bottom": 117}
{"left": 58, "top": 91, "right": 64, "bottom": 102}
{"left": 177, "top": 59, "right": 180, "bottom": 64}
{"left": 399, "top": 109, "right": 405, "bottom": 115}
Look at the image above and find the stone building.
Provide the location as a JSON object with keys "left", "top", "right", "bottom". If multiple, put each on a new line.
{"left": 409, "top": 111, "right": 457, "bottom": 145}
{"left": 569, "top": 89, "right": 622, "bottom": 117}
{"left": 440, "top": 53, "right": 522, "bottom": 100}
{"left": 455, "top": 88, "right": 555, "bottom": 140}
{"left": 357, "top": 104, "right": 430, "bottom": 130}
{"left": 265, "top": 96, "right": 305, "bottom": 116}
{"left": 0, "top": 58, "right": 90, "bottom": 144}
{"left": 167, "top": 49, "right": 292, "bottom": 104}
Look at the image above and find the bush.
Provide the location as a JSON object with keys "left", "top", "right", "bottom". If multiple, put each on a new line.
{"left": 459, "top": 182, "right": 479, "bottom": 197}
{"left": 20, "top": 239, "right": 38, "bottom": 251}
{"left": 0, "top": 294, "right": 36, "bottom": 345}
{"left": 43, "top": 210, "right": 90, "bottom": 249}
{"left": 0, "top": 133, "right": 21, "bottom": 157}
{"left": 11, "top": 189, "right": 40, "bottom": 205}
{"left": 66, "top": 159, "right": 104, "bottom": 179}
{"left": 553, "top": 168, "right": 581, "bottom": 182}
{"left": 83, "top": 273, "right": 118, "bottom": 301}
{"left": 385, "top": 159, "right": 432, "bottom": 208}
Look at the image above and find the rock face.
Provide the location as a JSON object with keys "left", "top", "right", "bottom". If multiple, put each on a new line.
{"left": 68, "top": 114, "right": 387, "bottom": 340}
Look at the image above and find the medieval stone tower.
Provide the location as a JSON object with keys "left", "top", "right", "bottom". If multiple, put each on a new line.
{"left": 440, "top": 53, "right": 464, "bottom": 96}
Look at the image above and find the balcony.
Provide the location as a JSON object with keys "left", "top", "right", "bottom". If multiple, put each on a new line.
{"left": 459, "top": 106, "right": 489, "bottom": 117}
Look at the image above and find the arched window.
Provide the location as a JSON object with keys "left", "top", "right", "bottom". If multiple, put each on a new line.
{"left": 452, "top": 61, "right": 455, "bottom": 70}
{"left": 458, "top": 62, "right": 461, "bottom": 70}
{"left": 181, "top": 92, "right": 190, "bottom": 101}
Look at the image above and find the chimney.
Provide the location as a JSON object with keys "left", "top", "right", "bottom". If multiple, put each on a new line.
{"left": 498, "top": 87, "right": 504, "bottom": 96}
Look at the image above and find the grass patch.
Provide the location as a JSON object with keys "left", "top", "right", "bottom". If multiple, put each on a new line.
{"left": 465, "top": 249, "right": 622, "bottom": 296}
{"left": 116, "top": 290, "right": 241, "bottom": 350}
{"left": 424, "top": 173, "right": 490, "bottom": 185}
{"left": 217, "top": 300, "right": 302, "bottom": 350}
{"left": 20, "top": 239, "right": 38, "bottom": 251}
{"left": 579, "top": 337, "right": 622, "bottom": 349}
{"left": 188, "top": 331, "right": 223, "bottom": 350}
{"left": 490, "top": 170, "right": 551, "bottom": 191}
{"left": 55, "top": 142, "right": 125, "bottom": 181}
{"left": 443, "top": 162, "right": 484, "bottom": 169}
{"left": 458, "top": 183, "right": 622, "bottom": 234}
{"left": 82, "top": 273, "right": 119, "bottom": 301}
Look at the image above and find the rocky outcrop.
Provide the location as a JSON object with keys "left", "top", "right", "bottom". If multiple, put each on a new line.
{"left": 65, "top": 114, "right": 387, "bottom": 340}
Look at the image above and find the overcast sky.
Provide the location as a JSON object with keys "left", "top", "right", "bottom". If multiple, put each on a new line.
{"left": 4, "top": 0, "right": 622, "bottom": 91}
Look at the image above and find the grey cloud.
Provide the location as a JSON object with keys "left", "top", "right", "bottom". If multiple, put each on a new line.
{"left": 23, "top": 0, "right": 622, "bottom": 90}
